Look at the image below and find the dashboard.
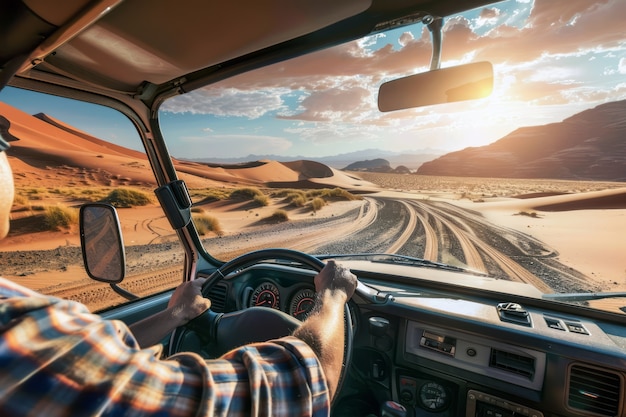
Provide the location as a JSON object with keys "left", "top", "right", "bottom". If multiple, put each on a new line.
{"left": 200, "top": 261, "right": 626, "bottom": 417}
{"left": 202, "top": 263, "right": 320, "bottom": 322}
{"left": 248, "top": 281, "right": 317, "bottom": 321}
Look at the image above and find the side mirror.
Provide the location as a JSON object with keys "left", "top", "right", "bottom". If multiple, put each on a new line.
{"left": 79, "top": 203, "right": 125, "bottom": 283}
{"left": 80, "top": 203, "right": 138, "bottom": 300}
{"left": 378, "top": 61, "right": 493, "bottom": 112}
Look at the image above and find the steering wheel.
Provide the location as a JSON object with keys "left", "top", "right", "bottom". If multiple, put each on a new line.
{"left": 168, "top": 248, "right": 353, "bottom": 401}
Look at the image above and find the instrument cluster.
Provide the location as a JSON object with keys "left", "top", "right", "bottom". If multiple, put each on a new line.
{"left": 248, "top": 281, "right": 317, "bottom": 321}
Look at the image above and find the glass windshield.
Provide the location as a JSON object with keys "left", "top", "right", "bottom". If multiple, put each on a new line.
{"left": 159, "top": 0, "right": 626, "bottom": 314}
{"left": 1, "top": 0, "right": 623, "bottom": 316}
{"left": 0, "top": 90, "right": 184, "bottom": 311}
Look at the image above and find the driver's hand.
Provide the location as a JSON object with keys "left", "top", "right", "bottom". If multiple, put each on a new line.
{"left": 168, "top": 278, "right": 212, "bottom": 323}
{"left": 314, "top": 260, "right": 357, "bottom": 300}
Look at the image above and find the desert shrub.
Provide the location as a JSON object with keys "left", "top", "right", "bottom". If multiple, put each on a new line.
{"left": 253, "top": 194, "right": 269, "bottom": 206}
{"left": 229, "top": 187, "right": 264, "bottom": 200}
{"left": 267, "top": 209, "right": 289, "bottom": 222}
{"left": 103, "top": 188, "right": 152, "bottom": 207}
{"left": 310, "top": 197, "right": 325, "bottom": 212}
{"left": 80, "top": 188, "right": 103, "bottom": 195}
{"left": 282, "top": 190, "right": 307, "bottom": 199}
{"left": 24, "top": 187, "right": 47, "bottom": 195}
{"left": 307, "top": 188, "right": 359, "bottom": 201}
{"left": 516, "top": 211, "right": 540, "bottom": 218}
{"left": 20, "top": 187, "right": 47, "bottom": 200}
{"left": 52, "top": 187, "right": 110, "bottom": 202}
{"left": 12, "top": 194, "right": 29, "bottom": 206}
{"left": 272, "top": 190, "right": 307, "bottom": 207}
{"left": 193, "top": 213, "right": 223, "bottom": 236}
{"left": 189, "top": 188, "right": 231, "bottom": 202}
{"left": 229, "top": 187, "right": 269, "bottom": 206}
{"left": 272, "top": 189, "right": 303, "bottom": 198}
{"left": 44, "top": 205, "right": 79, "bottom": 230}
{"left": 288, "top": 193, "right": 307, "bottom": 207}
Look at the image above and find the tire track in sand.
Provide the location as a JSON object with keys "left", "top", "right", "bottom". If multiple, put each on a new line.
{"left": 404, "top": 200, "right": 550, "bottom": 292}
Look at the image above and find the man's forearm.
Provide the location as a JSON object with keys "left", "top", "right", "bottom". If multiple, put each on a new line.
{"left": 129, "top": 306, "right": 187, "bottom": 347}
{"left": 293, "top": 288, "right": 347, "bottom": 398}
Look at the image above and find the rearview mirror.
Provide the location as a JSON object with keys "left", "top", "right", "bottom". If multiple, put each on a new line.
{"left": 79, "top": 203, "right": 125, "bottom": 283}
{"left": 378, "top": 61, "right": 493, "bottom": 112}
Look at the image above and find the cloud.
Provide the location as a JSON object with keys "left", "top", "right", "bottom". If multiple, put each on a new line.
{"left": 198, "top": 0, "right": 624, "bottom": 96}
{"left": 473, "top": 7, "right": 502, "bottom": 30}
{"left": 162, "top": 88, "right": 286, "bottom": 119}
{"left": 398, "top": 32, "right": 415, "bottom": 47}
{"left": 161, "top": 0, "right": 625, "bottom": 151}
{"left": 278, "top": 86, "right": 373, "bottom": 122}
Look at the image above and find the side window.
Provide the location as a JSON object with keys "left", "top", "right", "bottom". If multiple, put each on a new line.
{"left": 0, "top": 88, "right": 183, "bottom": 311}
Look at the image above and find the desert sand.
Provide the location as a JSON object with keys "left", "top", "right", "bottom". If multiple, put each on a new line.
{"left": 357, "top": 172, "right": 626, "bottom": 288}
{"left": 1, "top": 102, "right": 625, "bottom": 313}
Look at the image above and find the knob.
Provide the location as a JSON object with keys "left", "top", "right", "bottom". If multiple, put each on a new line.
{"left": 381, "top": 400, "right": 407, "bottom": 417}
{"left": 369, "top": 316, "right": 390, "bottom": 337}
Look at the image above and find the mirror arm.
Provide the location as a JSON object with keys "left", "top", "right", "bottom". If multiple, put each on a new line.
{"left": 154, "top": 180, "right": 198, "bottom": 282}
{"left": 155, "top": 180, "right": 192, "bottom": 229}
{"left": 110, "top": 283, "right": 139, "bottom": 300}
{"left": 426, "top": 16, "right": 443, "bottom": 70}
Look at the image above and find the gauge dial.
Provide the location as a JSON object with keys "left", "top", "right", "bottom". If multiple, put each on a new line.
{"left": 419, "top": 382, "right": 448, "bottom": 411}
{"left": 250, "top": 282, "right": 280, "bottom": 309}
{"left": 289, "top": 288, "right": 316, "bottom": 320}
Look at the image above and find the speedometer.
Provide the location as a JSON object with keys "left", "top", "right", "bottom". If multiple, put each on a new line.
{"left": 419, "top": 382, "right": 449, "bottom": 411}
{"left": 250, "top": 282, "right": 280, "bottom": 309}
{"left": 289, "top": 288, "right": 316, "bottom": 320}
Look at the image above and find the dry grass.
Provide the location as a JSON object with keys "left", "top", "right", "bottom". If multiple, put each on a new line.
{"left": 306, "top": 188, "right": 361, "bottom": 201}
{"left": 189, "top": 188, "right": 231, "bottom": 202}
{"left": 44, "top": 205, "right": 79, "bottom": 230}
{"left": 267, "top": 209, "right": 289, "bottom": 222}
{"left": 103, "top": 188, "right": 153, "bottom": 207}
{"left": 230, "top": 187, "right": 269, "bottom": 206}
{"left": 310, "top": 197, "right": 326, "bottom": 212}
{"left": 17, "top": 186, "right": 117, "bottom": 203}
{"left": 192, "top": 211, "right": 223, "bottom": 236}
{"left": 271, "top": 187, "right": 360, "bottom": 211}
{"left": 515, "top": 210, "right": 541, "bottom": 218}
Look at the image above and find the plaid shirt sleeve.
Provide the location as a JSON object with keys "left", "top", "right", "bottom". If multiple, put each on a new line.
{"left": 0, "top": 278, "right": 330, "bottom": 417}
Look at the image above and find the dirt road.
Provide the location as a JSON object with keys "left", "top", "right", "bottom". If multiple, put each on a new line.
{"left": 212, "top": 196, "right": 596, "bottom": 294}
{"left": 1, "top": 195, "right": 600, "bottom": 312}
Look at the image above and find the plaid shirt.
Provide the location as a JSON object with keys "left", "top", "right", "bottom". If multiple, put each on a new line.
{"left": 0, "top": 278, "right": 330, "bottom": 416}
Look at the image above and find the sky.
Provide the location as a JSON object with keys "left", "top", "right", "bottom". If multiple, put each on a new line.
{"left": 1, "top": 0, "right": 625, "bottom": 160}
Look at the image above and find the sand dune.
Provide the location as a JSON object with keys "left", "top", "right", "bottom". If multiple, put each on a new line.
{"left": 449, "top": 188, "right": 626, "bottom": 296}
{"left": 0, "top": 102, "right": 376, "bottom": 191}
{"left": 475, "top": 187, "right": 626, "bottom": 213}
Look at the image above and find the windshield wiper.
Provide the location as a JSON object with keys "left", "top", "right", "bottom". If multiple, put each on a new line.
{"left": 542, "top": 291, "right": 626, "bottom": 301}
{"left": 318, "top": 253, "right": 478, "bottom": 274}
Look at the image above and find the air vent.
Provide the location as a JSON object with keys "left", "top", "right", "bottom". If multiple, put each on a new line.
{"left": 568, "top": 364, "right": 622, "bottom": 416}
{"left": 489, "top": 349, "right": 535, "bottom": 379}
{"left": 206, "top": 282, "right": 228, "bottom": 312}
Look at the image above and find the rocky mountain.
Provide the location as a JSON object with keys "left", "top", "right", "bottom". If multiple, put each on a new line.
{"left": 343, "top": 158, "right": 391, "bottom": 172}
{"left": 191, "top": 148, "right": 444, "bottom": 171}
{"left": 417, "top": 100, "right": 626, "bottom": 181}
{"left": 343, "top": 158, "right": 411, "bottom": 173}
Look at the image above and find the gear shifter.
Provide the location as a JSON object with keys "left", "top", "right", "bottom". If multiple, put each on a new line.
{"left": 381, "top": 401, "right": 407, "bottom": 417}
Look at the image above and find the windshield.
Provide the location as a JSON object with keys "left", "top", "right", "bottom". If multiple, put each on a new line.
{"left": 159, "top": 0, "right": 626, "bottom": 314}
{"left": 0, "top": 0, "right": 624, "bottom": 315}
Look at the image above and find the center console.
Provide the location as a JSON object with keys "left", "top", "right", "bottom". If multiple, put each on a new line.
{"left": 466, "top": 390, "right": 544, "bottom": 417}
